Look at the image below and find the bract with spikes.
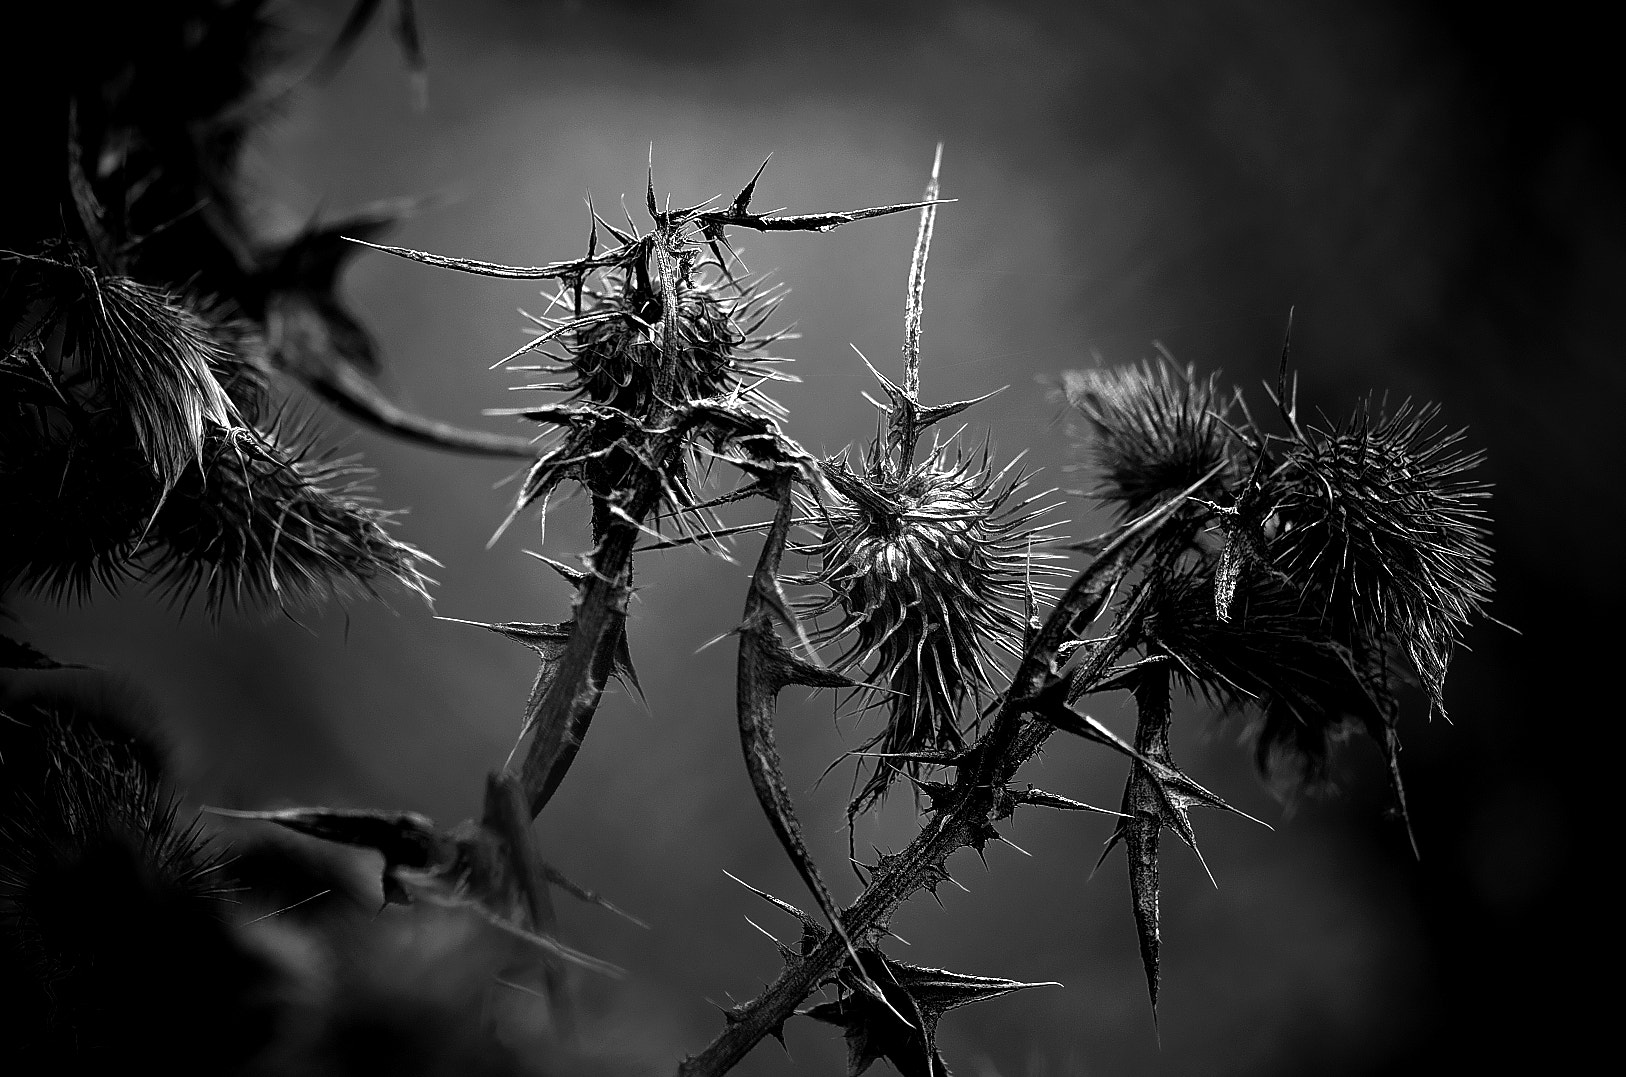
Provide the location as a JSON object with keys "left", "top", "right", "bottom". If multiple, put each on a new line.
{"left": 1095, "top": 661, "right": 1270, "bottom": 1018}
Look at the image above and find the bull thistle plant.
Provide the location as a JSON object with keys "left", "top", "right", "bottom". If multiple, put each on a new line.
{"left": 1, "top": 5, "right": 1499, "bottom": 1075}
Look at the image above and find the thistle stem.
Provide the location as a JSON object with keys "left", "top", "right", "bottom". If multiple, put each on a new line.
{"left": 518, "top": 236, "right": 688, "bottom": 816}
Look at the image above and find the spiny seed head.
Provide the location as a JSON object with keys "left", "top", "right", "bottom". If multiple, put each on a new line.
{"left": 1060, "top": 353, "right": 1238, "bottom": 518}
{"left": 1262, "top": 399, "right": 1493, "bottom": 710}
{"left": 145, "top": 423, "right": 433, "bottom": 614}
{"left": 1139, "top": 564, "right": 1377, "bottom": 786}
{"left": 0, "top": 685, "right": 237, "bottom": 936}
{"left": 504, "top": 252, "right": 794, "bottom": 527}
{"left": 0, "top": 687, "right": 260, "bottom": 1064}
{"left": 798, "top": 435, "right": 1063, "bottom": 812}
{"left": 560, "top": 258, "right": 790, "bottom": 421}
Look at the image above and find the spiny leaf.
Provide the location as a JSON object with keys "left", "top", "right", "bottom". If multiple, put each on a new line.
{"left": 697, "top": 199, "right": 950, "bottom": 236}
{"left": 539, "top": 858, "right": 649, "bottom": 929}
{"left": 347, "top": 235, "right": 638, "bottom": 281}
{"left": 258, "top": 204, "right": 540, "bottom": 457}
{"left": 807, "top": 947, "right": 1057, "bottom": 1077}
{"left": 310, "top": 345, "right": 541, "bottom": 458}
{"left": 390, "top": 868, "right": 624, "bottom": 977}
{"left": 211, "top": 782, "right": 626, "bottom": 979}
{"left": 1095, "top": 663, "right": 1268, "bottom": 1017}
{"left": 901, "top": 144, "right": 942, "bottom": 403}
{"left": 723, "top": 868, "right": 823, "bottom": 940}
{"left": 440, "top": 616, "right": 641, "bottom": 765}
{"left": 1013, "top": 674, "right": 1146, "bottom": 764}
{"left": 1014, "top": 785, "right": 1127, "bottom": 818}
{"left": 479, "top": 771, "right": 572, "bottom": 1023}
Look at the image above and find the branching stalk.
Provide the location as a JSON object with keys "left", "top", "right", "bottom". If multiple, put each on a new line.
{"left": 676, "top": 470, "right": 1219, "bottom": 1075}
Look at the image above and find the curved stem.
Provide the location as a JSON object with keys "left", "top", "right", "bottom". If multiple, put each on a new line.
{"left": 311, "top": 362, "right": 540, "bottom": 458}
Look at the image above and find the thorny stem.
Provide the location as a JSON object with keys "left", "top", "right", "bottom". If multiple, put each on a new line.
{"left": 517, "top": 236, "right": 688, "bottom": 818}
{"left": 676, "top": 472, "right": 1218, "bottom": 1076}
{"left": 513, "top": 171, "right": 938, "bottom": 818}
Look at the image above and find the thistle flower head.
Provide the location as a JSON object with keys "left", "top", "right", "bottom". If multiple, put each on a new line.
{"left": 1262, "top": 398, "right": 1493, "bottom": 710}
{"left": 145, "top": 422, "right": 434, "bottom": 614}
{"left": 556, "top": 255, "right": 790, "bottom": 421}
{"left": 1060, "top": 352, "right": 1238, "bottom": 518}
{"left": 799, "top": 432, "right": 1063, "bottom": 811}
{"left": 489, "top": 236, "right": 798, "bottom": 538}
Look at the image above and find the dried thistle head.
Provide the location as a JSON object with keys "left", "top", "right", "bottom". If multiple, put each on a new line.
{"left": 1137, "top": 563, "right": 1378, "bottom": 787}
{"left": 1261, "top": 398, "right": 1494, "bottom": 711}
{"left": 554, "top": 255, "right": 790, "bottom": 421}
{"left": 145, "top": 422, "right": 434, "bottom": 614}
{"left": 1060, "top": 351, "right": 1238, "bottom": 518}
{"left": 1, "top": 248, "right": 430, "bottom": 611}
{"left": 799, "top": 432, "right": 1063, "bottom": 812}
{"left": 492, "top": 240, "right": 801, "bottom": 541}
{"left": 5, "top": 254, "right": 239, "bottom": 491}
{"left": 0, "top": 684, "right": 271, "bottom": 1066}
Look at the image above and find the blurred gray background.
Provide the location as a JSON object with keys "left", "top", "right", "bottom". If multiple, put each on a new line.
{"left": 17, "top": 1, "right": 1614, "bottom": 1073}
